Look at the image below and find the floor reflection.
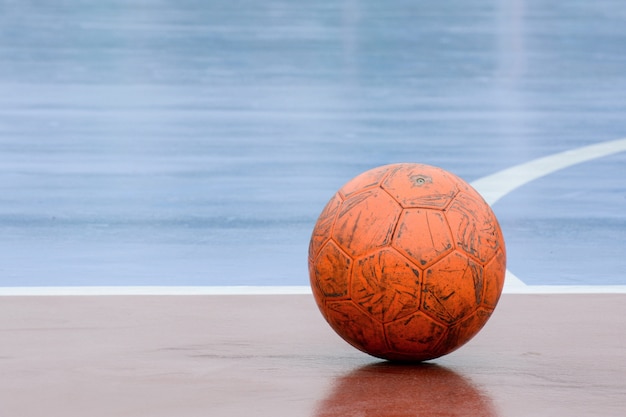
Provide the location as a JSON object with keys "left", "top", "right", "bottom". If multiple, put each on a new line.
{"left": 314, "top": 362, "right": 499, "bottom": 417}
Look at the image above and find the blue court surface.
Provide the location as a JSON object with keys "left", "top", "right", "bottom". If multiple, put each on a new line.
{"left": 0, "top": 0, "right": 625, "bottom": 293}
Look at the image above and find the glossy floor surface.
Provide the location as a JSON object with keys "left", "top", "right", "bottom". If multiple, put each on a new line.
{"left": 1, "top": 294, "right": 625, "bottom": 417}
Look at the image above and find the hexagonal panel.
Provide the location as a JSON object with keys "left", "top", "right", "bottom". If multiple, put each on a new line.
{"left": 384, "top": 311, "right": 446, "bottom": 359}
{"left": 339, "top": 165, "right": 391, "bottom": 198}
{"left": 309, "top": 192, "right": 343, "bottom": 261}
{"left": 332, "top": 188, "right": 402, "bottom": 258}
{"left": 310, "top": 241, "right": 352, "bottom": 299}
{"left": 381, "top": 164, "right": 459, "bottom": 209}
{"left": 324, "top": 300, "right": 388, "bottom": 357}
{"left": 351, "top": 248, "right": 422, "bottom": 323}
{"left": 422, "top": 251, "right": 483, "bottom": 324}
{"left": 482, "top": 248, "right": 506, "bottom": 309}
{"left": 393, "top": 208, "right": 454, "bottom": 268}
{"left": 445, "top": 192, "right": 503, "bottom": 263}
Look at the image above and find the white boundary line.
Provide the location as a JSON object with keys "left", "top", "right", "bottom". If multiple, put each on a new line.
{"left": 1, "top": 285, "right": 626, "bottom": 296}
{"left": 0, "top": 286, "right": 313, "bottom": 296}
{"left": 1, "top": 138, "right": 625, "bottom": 297}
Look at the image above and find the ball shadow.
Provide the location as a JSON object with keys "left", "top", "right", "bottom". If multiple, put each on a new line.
{"left": 314, "top": 362, "right": 499, "bottom": 417}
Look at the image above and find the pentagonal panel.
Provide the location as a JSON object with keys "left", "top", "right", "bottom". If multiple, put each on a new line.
{"left": 309, "top": 193, "right": 343, "bottom": 261}
{"left": 435, "top": 307, "right": 493, "bottom": 357}
{"left": 482, "top": 248, "right": 506, "bottom": 309}
{"left": 422, "top": 251, "right": 483, "bottom": 324}
{"left": 445, "top": 191, "right": 503, "bottom": 263}
{"left": 384, "top": 311, "right": 446, "bottom": 360}
{"left": 393, "top": 208, "right": 454, "bottom": 268}
{"left": 324, "top": 300, "right": 388, "bottom": 357}
{"left": 351, "top": 248, "right": 422, "bottom": 323}
{"left": 310, "top": 241, "right": 352, "bottom": 299}
{"left": 339, "top": 165, "right": 391, "bottom": 198}
{"left": 381, "top": 164, "right": 459, "bottom": 209}
{"left": 332, "top": 188, "right": 402, "bottom": 258}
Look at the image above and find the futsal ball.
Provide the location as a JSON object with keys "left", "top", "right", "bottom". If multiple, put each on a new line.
{"left": 308, "top": 163, "right": 506, "bottom": 361}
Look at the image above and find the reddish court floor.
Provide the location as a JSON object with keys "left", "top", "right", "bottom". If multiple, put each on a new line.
{"left": 1, "top": 293, "right": 625, "bottom": 417}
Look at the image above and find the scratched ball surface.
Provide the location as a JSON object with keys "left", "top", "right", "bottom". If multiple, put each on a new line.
{"left": 308, "top": 163, "right": 506, "bottom": 361}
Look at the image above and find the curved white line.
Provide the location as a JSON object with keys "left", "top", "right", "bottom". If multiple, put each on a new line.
{"left": 471, "top": 137, "right": 626, "bottom": 206}
{"left": 470, "top": 137, "right": 626, "bottom": 289}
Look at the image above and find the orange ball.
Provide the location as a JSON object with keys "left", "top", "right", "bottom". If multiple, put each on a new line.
{"left": 308, "top": 163, "right": 506, "bottom": 361}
